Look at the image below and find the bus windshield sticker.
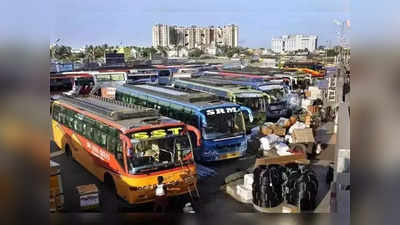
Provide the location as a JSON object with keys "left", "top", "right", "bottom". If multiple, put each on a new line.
{"left": 205, "top": 107, "right": 237, "bottom": 116}
{"left": 131, "top": 127, "right": 183, "bottom": 140}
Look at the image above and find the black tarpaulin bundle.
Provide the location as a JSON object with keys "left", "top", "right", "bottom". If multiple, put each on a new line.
{"left": 252, "top": 164, "right": 286, "bottom": 208}
{"left": 252, "top": 163, "right": 319, "bottom": 211}
{"left": 285, "top": 163, "right": 318, "bottom": 211}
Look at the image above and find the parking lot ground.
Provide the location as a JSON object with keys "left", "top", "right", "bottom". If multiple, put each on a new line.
{"left": 51, "top": 136, "right": 333, "bottom": 213}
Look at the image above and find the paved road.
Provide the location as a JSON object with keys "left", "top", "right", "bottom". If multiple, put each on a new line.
{"left": 51, "top": 135, "right": 333, "bottom": 213}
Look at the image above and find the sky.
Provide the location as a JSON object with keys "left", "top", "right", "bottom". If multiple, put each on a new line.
{"left": 50, "top": 0, "right": 351, "bottom": 49}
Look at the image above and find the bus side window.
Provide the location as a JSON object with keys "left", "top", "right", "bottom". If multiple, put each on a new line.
{"left": 93, "top": 128, "right": 107, "bottom": 147}
{"left": 59, "top": 111, "right": 66, "bottom": 125}
{"left": 115, "top": 140, "right": 124, "bottom": 166}
{"left": 52, "top": 104, "right": 61, "bottom": 122}
{"left": 73, "top": 118, "right": 83, "bottom": 134}
{"left": 66, "top": 110, "right": 75, "bottom": 129}
{"left": 82, "top": 123, "right": 94, "bottom": 139}
{"left": 107, "top": 135, "right": 117, "bottom": 153}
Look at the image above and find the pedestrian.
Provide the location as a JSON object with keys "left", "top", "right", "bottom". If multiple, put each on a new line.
{"left": 153, "top": 176, "right": 169, "bottom": 213}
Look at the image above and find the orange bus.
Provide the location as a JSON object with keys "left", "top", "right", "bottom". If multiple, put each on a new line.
{"left": 51, "top": 95, "right": 201, "bottom": 204}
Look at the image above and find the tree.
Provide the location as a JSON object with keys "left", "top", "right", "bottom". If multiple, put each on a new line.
{"left": 189, "top": 48, "right": 203, "bottom": 58}
{"left": 157, "top": 46, "right": 168, "bottom": 57}
{"left": 52, "top": 45, "right": 72, "bottom": 61}
{"left": 85, "top": 45, "right": 95, "bottom": 61}
{"left": 141, "top": 47, "right": 158, "bottom": 59}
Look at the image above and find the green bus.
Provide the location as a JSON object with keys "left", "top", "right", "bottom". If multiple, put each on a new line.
{"left": 173, "top": 77, "right": 270, "bottom": 130}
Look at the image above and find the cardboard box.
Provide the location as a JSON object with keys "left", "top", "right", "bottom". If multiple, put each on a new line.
{"left": 76, "top": 184, "right": 100, "bottom": 210}
{"left": 307, "top": 105, "right": 320, "bottom": 114}
{"left": 305, "top": 115, "right": 312, "bottom": 127}
{"left": 254, "top": 152, "right": 308, "bottom": 167}
{"left": 272, "top": 126, "right": 286, "bottom": 136}
{"left": 292, "top": 128, "right": 315, "bottom": 143}
{"left": 289, "top": 116, "right": 297, "bottom": 125}
{"left": 260, "top": 125, "right": 273, "bottom": 136}
{"left": 50, "top": 160, "right": 64, "bottom": 212}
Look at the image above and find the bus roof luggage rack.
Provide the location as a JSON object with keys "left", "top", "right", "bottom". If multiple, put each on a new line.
{"left": 59, "top": 94, "right": 159, "bottom": 121}
{"left": 127, "top": 84, "right": 219, "bottom": 103}
{"left": 180, "top": 93, "right": 219, "bottom": 103}
{"left": 178, "top": 77, "right": 237, "bottom": 88}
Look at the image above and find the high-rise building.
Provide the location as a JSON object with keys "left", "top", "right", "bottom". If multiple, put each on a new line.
{"left": 271, "top": 34, "right": 318, "bottom": 53}
{"left": 152, "top": 24, "right": 171, "bottom": 47}
{"left": 152, "top": 24, "right": 239, "bottom": 48}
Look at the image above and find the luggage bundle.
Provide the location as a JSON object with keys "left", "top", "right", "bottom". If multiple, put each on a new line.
{"left": 284, "top": 164, "right": 318, "bottom": 211}
{"left": 252, "top": 165, "right": 286, "bottom": 208}
{"left": 252, "top": 163, "right": 319, "bottom": 211}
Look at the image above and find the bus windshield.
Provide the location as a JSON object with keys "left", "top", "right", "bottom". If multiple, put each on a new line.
{"left": 203, "top": 110, "right": 245, "bottom": 140}
{"left": 158, "top": 70, "right": 171, "bottom": 77}
{"left": 236, "top": 96, "right": 267, "bottom": 112}
{"left": 74, "top": 77, "right": 94, "bottom": 86}
{"left": 127, "top": 134, "right": 192, "bottom": 174}
{"left": 96, "top": 74, "right": 125, "bottom": 82}
{"left": 261, "top": 88, "right": 285, "bottom": 102}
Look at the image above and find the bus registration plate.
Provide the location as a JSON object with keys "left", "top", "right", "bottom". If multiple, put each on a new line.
{"left": 220, "top": 152, "right": 240, "bottom": 160}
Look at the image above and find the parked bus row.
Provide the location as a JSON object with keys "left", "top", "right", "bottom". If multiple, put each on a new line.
{"left": 115, "top": 84, "right": 253, "bottom": 162}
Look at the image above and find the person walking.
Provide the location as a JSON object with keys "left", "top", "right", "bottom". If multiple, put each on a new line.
{"left": 153, "top": 176, "right": 169, "bottom": 213}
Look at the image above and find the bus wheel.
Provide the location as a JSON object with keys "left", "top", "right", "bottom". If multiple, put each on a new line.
{"left": 64, "top": 144, "right": 72, "bottom": 158}
{"left": 102, "top": 173, "right": 117, "bottom": 213}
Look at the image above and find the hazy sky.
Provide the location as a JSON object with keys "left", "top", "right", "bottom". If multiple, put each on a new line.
{"left": 51, "top": 0, "right": 350, "bottom": 48}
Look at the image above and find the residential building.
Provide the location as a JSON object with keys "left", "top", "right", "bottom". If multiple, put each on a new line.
{"left": 152, "top": 24, "right": 238, "bottom": 49}
{"left": 152, "top": 24, "right": 171, "bottom": 47}
{"left": 271, "top": 34, "right": 318, "bottom": 53}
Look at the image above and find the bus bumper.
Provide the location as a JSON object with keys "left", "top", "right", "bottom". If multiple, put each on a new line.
{"left": 125, "top": 183, "right": 197, "bottom": 204}
{"left": 200, "top": 141, "right": 247, "bottom": 162}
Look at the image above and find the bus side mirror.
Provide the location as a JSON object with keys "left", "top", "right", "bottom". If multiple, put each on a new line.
{"left": 186, "top": 125, "right": 201, "bottom": 147}
{"left": 240, "top": 106, "right": 254, "bottom": 123}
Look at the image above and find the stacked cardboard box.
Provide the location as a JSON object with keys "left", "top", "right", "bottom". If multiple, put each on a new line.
{"left": 292, "top": 128, "right": 315, "bottom": 143}
{"left": 307, "top": 105, "right": 320, "bottom": 114}
{"left": 50, "top": 160, "right": 64, "bottom": 212}
{"left": 260, "top": 124, "right": 273, "bottom": 136}
{"left": 273, "top": 126, "right": 286, "bottom": 136}
{"left": 76, "top": 184, "right": 100, "bottom": 210}
{"left": 260, "top": 123, "right": 287, "bottom": 137}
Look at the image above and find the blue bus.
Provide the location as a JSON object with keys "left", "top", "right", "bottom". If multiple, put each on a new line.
{"left": 115, "top": 84, "right": 253, "bottom": 162}
{"left": 157, "top": 69, "right": 172, "bottom": 85}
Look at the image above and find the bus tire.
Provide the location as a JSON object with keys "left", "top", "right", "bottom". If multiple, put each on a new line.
{"left": 64, "top": 144, "right": 72, "bottom": 158}
{"left": 102, "top": 173, "right": 117, "bottom": 213}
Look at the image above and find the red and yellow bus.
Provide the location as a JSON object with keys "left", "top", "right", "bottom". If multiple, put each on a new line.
{"left": 51, "top": 95, "right": 201, "bottom": 204}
